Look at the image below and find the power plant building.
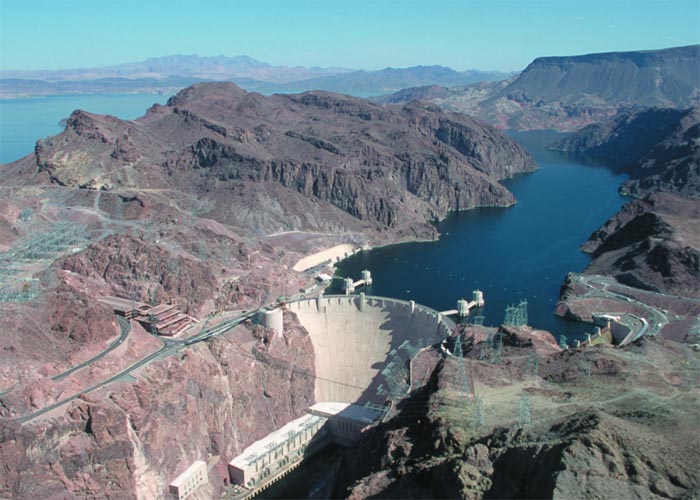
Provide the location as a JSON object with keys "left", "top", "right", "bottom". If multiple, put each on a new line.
{"left": 228, "top": 414, "right": 328, "bottom": 489}
{"left": 98, "top": 295, "right": 195, "bottom": 336}
{"left": 227, "top": 403, "right": 383, "bottom": 493}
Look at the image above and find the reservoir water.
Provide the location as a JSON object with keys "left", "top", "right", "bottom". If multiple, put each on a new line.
{"left": 0, "top": 96, "right": 628, "bottom": 340}
{"left": 329, "top": 131, "right": 629, "bottom": 340}
{"left": 0, "top": 93, "right": 169, "bottom": 164}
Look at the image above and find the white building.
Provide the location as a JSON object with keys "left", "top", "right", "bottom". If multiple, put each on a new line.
{"left": 169, "top": 460, "right": 208, "bottom": 500}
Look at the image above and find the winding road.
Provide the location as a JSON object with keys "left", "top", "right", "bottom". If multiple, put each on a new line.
{"left": 10, "top": 308, "right": 262, "bottom": 424}
{"left": 571, "top": 273, "right": 700, "bottom": 343}
{"left": 51, "top": 316, "right": 132, "bottom": 381}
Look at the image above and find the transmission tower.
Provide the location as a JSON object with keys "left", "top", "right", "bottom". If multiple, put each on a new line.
{"left": 452, "top": 334, "right": 471, "bottom": 405}
{"left": 526, "top": 351, "right": 539, "bottom": 378}
{"left": 471, "top": 395, "right": 484, "bottom": 430}
{"left": 479, "top": 333, "right": 492, "bottom": 361}
{"left": 503, "top": 305, "right": 517, "bottom": 326}
{"left": 453, "top": 334, "right": 464, "bottom": 357}
{"left": 489, "top": 332, "right": 503, "bottom": 365}
{"left": 517, "top": 300, "right": 528, "bottom": 326}
{"left": 516, "top": 392, "right": 532, "bottom": 428}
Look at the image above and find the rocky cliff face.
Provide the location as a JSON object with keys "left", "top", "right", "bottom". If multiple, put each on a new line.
{"left": 551, "top": 107, "right": 700, "bottom": 198}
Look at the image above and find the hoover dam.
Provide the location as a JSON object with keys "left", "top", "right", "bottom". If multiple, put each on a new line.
{"left": 287, "top": 293, "right": 455, "bottom": 404}
{"left": 220, "top": 293, "right": 457, "bottom": 498}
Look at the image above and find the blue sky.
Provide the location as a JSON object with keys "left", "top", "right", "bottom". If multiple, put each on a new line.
{"left": 1, "top": 0, "right": 698, "bottom": 72}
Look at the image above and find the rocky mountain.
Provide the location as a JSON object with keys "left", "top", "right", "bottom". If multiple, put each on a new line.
{"left": 550, "top": 107, "right": 700, "bottom": 198}
{"left": 2, "top": 82, "right": 536, "bottom": 240}
{"left": 495, "top": 45, "right": 699, "bottom": 108}
{"left": 381, "top": 45, "right": 700, "bottom": 131}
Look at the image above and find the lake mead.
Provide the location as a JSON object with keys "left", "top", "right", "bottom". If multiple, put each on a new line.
{"left": 329, "top": 131, "right": 629, "bottom": 340}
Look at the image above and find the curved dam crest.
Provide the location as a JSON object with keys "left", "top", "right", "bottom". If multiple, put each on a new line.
{"left": 287, "top": 294, "right": 453, "bottom": 405}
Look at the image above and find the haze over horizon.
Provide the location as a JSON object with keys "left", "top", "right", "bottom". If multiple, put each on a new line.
{"left": 1, "top": 0, "right": 699, "bottom": 73}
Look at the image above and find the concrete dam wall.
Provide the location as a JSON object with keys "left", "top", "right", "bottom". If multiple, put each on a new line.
{"left": 287, "top": 295, "right": 454, "bottom": 405}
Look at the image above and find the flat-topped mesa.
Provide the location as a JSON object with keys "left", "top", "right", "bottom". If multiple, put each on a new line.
{"left": 1, "top": 82, "right": 536, "bottom": 241}
{"left": 380, "top": 45, "right": 700, "bottom": 131}
{"left": 494, "top": 45, "right": 700, "bottom": 108}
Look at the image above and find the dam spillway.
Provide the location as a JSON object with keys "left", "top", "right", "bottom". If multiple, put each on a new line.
{"left": 287, "top": 294, "right": 454, "bottom": 404}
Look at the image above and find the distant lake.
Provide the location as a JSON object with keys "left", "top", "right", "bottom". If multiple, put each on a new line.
{"left": 0, "top": 93, "right": 169, "bottom": 164}
{"left": 329, "top": 130, "right": 629, "bottom": 340}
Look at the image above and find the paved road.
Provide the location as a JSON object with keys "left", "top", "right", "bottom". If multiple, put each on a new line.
{"left": 11, "top": 307, "right": 263, "bottom": 424}
{"left": 9, "top": 287, "right": 343, "bottom": 424}
{"left": 0, "top": 384, "right": 16, "bottom": 398}
{"left": 572, "top": 274, "right": 698, "bottom": 342}
{"left": 51, "top": 316, "right": 132, "bottom": 382}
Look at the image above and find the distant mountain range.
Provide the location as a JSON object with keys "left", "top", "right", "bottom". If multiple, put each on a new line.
{"left": 379, "top": 45, "right": 700, "bottom": 130}
{"left": 0, "top": 54, "right": 512, "bottom": 98}
{"left": 0, "top": 54, "right": 351, "bottom": 83}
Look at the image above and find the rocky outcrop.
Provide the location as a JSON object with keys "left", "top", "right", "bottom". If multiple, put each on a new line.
{"left": 587, "top": 196, "right": 699, "bottom": 298}
{"left": 578, "top": 193, "right": 700, "bottom": 298}
{"left": 334, "top": 337, "right": 700, "bottom": 499}
{"left": 58, "top": 234, "right": 225, "bottom": 315}
{"left": 0, "top": 281, "right": 119, "bottom": 411}
{"left": 0, "top": 282, "right": 117, "bottom": 370}
{"left": 1, "top": 82, "right": 536, "bottom": 240}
